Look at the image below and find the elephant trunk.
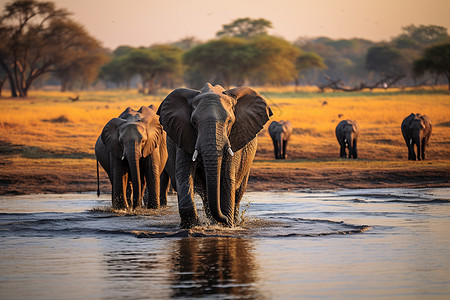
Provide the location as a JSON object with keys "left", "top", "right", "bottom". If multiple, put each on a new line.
{"left": 126, "top": 143, "right": 142, "bottom": 209}
{"left": 199, "top": 122, "right": 230, "bottom": 225}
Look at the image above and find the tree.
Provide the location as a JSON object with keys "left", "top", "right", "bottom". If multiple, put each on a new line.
{"left": 294, "top": 51, "right": 326, "bottom": 89}
{"left": 51, "top": 19, "right": 108, "bottom": 91}
{"left": 298, "top": 37, "right": 374, "bottom": 86}
{"left": 100, "top": 55, "right": 131, "bottom": 88}
{"left": 393, "top": 24, "right": 450, "bottom": 49}
{"left": 183, "top": 37, "right": 254, "bottom": 88}
{"left": 0, "top": 0, "right": 105, "bottom": 97}
{"left": 123, "top": 45, "right": 182, "bottom": 94}
{"left": 216, "top": 17, "right": 272, "bottom": 39}
{"left": 365, "top": 45, "right": 409, "bottom": 77}
{"left": 248, "top": 35, "right": 300, "bottom": 85}
{"left": 414, "top": 43, "right": 450, "bottom": 90}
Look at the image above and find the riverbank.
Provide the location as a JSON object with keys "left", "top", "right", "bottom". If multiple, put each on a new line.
{"left": 0, "top": 156, "right": 448, "bottom": 195}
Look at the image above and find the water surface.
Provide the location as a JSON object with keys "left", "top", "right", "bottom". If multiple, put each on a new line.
{"left": 1, "top": 188, "right": 449, "bottom": 299}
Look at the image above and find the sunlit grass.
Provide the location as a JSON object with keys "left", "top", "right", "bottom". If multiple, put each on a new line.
{"left": 0, "top": 87, "right": 449, "bottom": 168}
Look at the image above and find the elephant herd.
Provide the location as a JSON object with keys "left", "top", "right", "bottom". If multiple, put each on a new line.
{"left": 268, "top": 114, "right": 431, "bottom": 161}
{"left": 96, "top": 83, "right": 272, "bottom": 228}
{"left": 95, "top": 83, "right": 432, "bottom": 229}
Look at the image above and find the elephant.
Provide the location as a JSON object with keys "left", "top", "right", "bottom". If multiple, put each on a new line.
{"left": 95, "top": 105, "right": 168, "bottom": 210}
{"left": 335, "top": 119, "right": 359, "bottom": 159}
{"left": 157, "top": 83, "right": 272, "bottom": 228}
{"left": 401, "top": 113, "right": 432, "bottom": 161}
{"left": 268, "top": 120, "right": 293, "bottom": 159}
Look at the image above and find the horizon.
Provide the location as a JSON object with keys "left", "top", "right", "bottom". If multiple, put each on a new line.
{"left": 1, "top": 0, "right": 448, "bottom": 49}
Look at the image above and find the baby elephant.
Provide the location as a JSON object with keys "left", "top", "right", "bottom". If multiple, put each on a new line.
{"left": 268, "top": 120, "right": 293, "bottom": 159}
{"left": 401, "top": 113, "right": 432, "bottom": 161}
{"left": 95, "top": 105, "right": 167, "bottom": 210}
{"left": 335, "top": 119, "right": 359, "bottom": 159}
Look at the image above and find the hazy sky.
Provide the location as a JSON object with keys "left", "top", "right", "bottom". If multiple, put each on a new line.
{"left": 2, "top": 0, "right": 449, "bottom": 49}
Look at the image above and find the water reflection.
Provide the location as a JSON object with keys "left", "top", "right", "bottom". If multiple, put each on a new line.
{"left": 169, "top": 237, "right": 265, "bottom": 299}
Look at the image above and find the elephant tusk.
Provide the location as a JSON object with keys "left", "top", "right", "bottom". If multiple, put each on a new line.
{"left": 192, "top": 149, "right": 198, "bottom": 161}
{"left": 121, "top": 155, "right": 125, "bottom": 160}
{"left": 409, "top": 139, "right": 413, "bottom": 145}
{"left": 228, "top": 147, "right": 234, "bottom": 157}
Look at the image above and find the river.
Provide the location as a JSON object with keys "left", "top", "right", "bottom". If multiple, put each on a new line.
{"left": 1, "top": 188, "right": 449, "bottom": 299}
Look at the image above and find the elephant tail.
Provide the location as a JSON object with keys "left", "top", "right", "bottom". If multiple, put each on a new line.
{"left": 96, "top": 159, "right": 100, "bottom": 197}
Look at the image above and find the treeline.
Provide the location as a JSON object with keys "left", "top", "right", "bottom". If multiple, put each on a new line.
{"left": 1, "top": 1, "right": 450, "bottom": 98}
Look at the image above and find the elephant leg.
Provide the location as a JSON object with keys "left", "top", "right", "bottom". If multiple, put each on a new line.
{"left": 339, "top": 142, "right": 346, "bottom": 158}
{"left": 176, "top": 149, "right": 199, "bottom": 228}
{"left": 160, "top": 170, "right": 170, "bottom": 207}
{"left": 111, "top": 158, "right": 129, "bottom": 210}
{"left": 282, "top": 139, "right": 288, "bottom": 159}
{"left": 234, "top": 172, "right": 250, "bottom": 225}
{"left": 272, "top": 138, "right": 279, "bottom": 159}
{"left": 352, "top": 139, "right": 358, "bottom": 159}
{"left": 144, "top": 156, "right": 160, "bottom": 209}
{"left": 126, "top": 179, "right": 133, "bottom": 208}
{"left": 421, "top": 139, "right": 426, "bottom": 160}
{"left": 410, "top": 144, "right": 417, "bottom": 161}
{"left": 220, "top": 154, "right": 236, "bottom": 226}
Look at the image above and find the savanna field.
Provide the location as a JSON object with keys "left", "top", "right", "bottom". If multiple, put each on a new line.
{"left": 0, "top": 86, "right": 449, "bottom": 195}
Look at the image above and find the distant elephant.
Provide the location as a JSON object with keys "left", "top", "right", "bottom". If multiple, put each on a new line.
{"left": 401, "top": 113, "right": 432, "bottom": 161}
{"left": 157, "top": 83, "right": 272, "bottom": 228}
{"left": 268, "top": 120, "right": 293, "bottom": 159}
{"left": 335, "top": 119, "right": 359, "bottom": 159}
{"left": 95, "top": 105, "right": 168, "bottom": 210}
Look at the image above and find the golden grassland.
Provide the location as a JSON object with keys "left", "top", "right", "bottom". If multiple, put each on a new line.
{"left": 0, "top": 86, "right": 449, "bottom": 194}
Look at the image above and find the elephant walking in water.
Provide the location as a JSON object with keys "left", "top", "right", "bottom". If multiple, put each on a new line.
{"left": 95, "top": 105, "right": 168, "bottom": 210}
{"left": 157, "top": 83, "right": 272, "bottom": 228}
{"left": 268, "top": 120, "right": 293, "bottom": 159}
{"left": 401, "top": 113, "right": 432, "bottom": 161}
{"left": 335, "top": 119, "right": 359, "bottom": 159}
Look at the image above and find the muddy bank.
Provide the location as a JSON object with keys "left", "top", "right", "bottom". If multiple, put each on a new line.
{"left": 0, "top": 159, "right": 449, "bottom": 195}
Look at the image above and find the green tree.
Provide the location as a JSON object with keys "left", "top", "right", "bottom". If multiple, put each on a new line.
{"left": 216, "top": 17, "right": 272, "bottom": 39}
{"left": 123, "top": 45, "right": 182, "bottom": 94}
{"left": 365, "top": 45, "right": 409, "bottom": 77}
{"left": 100, "top": 55, "right": 131, "bottom": 88}
{"left": 294, "top": 51, "right": 327, "bottom": 89}
{"left": 299, "top": 37, "right": 373, "bottom": 85}
{"left": 394, "top": 24, "right": 450, "bottom": 49}
{"left": 51, "top": 19, "right": 108, "bottom": 91}
{"left": 0, "top": 0, "right": 105, "bottom": 97}
{"left": 414, "top": 43, "right": 450, "bottom": 89}
{"left": 248, "top": 35, "right": 300, "bottom": 85}
{"left": 183, "top": 37, "right": 254, "bottom": 88}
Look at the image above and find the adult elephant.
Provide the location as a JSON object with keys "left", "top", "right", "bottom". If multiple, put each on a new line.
{"left": 335, "top": 119, "right": 359, "bottom": 159}
{"left": 401, "top": 113, "right": 432, "bottom": 161}
{"left": 95, "top": 105, "right": 167, "bottom": 210}
{"left": 268, "top": 120, "right": 293, "bottom": 159}
{"left": 157, "top": 83, "right": 272, "bottom": 228}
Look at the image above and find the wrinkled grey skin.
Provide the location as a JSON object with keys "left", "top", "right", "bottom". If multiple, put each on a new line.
{"left": 335, "top": 119, "right": 359, "bottom": 159}
{"left": 95, "top": 105, "right": 168, "bottom": 210}
{"left": 157, "top": 83, "right": 272, "bottom": 228}
{"left": 401, "top": 113, "right": 432, "bottom": 161}
{"left": 268, "top": 120, "right": 293, "bottom": 159}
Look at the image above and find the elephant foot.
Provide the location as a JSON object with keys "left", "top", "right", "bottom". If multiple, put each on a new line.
{"left": 180, "top": 216, "right": 200, "bottom": 229}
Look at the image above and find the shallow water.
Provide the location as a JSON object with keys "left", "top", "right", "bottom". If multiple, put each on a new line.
{"left": 0, "top": 188, "right": 449, "bottom": 299}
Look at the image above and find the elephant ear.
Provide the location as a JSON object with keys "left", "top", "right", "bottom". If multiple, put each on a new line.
{"left": 141, "top": 109, "right": 164, "bottom": 158}
{"left": 101, "top": 118, "right": 127, "bottom": 158}
{"left": 227, "top": 87, "right": 273, "bottom": 151}
{"left": 157, "top": 88, "right": 200, "bottom": 154}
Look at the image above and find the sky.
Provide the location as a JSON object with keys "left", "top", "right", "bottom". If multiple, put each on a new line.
{"left": 1, "top": 0, "right": 449, "bottom": 49}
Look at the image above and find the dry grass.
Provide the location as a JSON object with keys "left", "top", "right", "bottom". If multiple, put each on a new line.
{"left": 0, "top": 87, "right": 449, "bottom": 194}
